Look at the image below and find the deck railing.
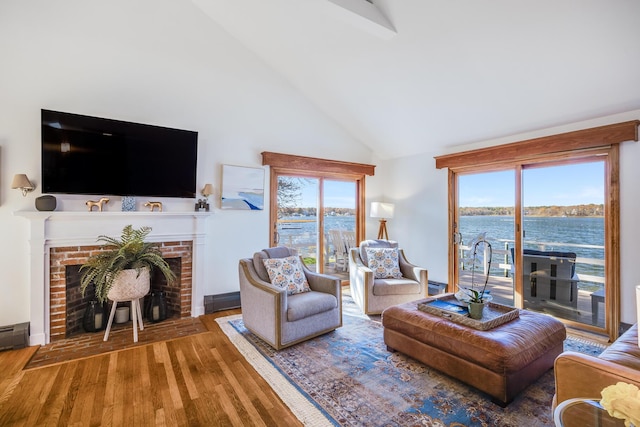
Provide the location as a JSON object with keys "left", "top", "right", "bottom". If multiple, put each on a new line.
{"left": 279, "top": 225, "right": 606, "bottom": 289}
{"left": 458, "top": 239, "right": 605, "bottom": 287}
{"left": 277, "top": 218, "right": 358, "bottom": 258}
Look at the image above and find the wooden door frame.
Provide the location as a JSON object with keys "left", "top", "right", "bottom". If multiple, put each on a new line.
{"left": 262, "top": 152, "right": 374, "bottom": 274}
{"left": 437, "top": 121, "right": 639, "bottom": 341}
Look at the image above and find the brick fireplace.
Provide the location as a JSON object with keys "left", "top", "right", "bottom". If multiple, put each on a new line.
{"left": 49, "top": 241, "right": 193, "bottom": 341}
{"left": 16, "top": 211, "right": 210, "bottom": 345}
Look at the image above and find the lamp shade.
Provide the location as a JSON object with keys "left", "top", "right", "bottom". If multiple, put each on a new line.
{"left": 202, "top": 183, "right": 214, "bottom": 197}
{"left": 11, "top": 174, "right": 35, "bottom": 196}
{"left": 11, "top": 174, "right": 33, "bottom": 190}
{"left": 370, "top": 202, "right": 394, "bottom": 219}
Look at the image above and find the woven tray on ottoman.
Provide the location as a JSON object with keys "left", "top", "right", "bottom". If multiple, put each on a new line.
{"left": 417, "top": 293, "right": 519, "bottom": 331}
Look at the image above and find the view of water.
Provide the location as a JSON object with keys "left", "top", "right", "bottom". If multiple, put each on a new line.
{"left": 459, "top": 215, "right": 605, "bottom": 281}
{"left": 278, "top": 214, "right": 605, "bottom": 283}
{"left": 278, "top": 216, "right": 355, "bottom": 250}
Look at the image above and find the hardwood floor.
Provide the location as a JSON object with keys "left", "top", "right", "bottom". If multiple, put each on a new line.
{"left": 0, "top": 309, "right": 302, "bottom": 427}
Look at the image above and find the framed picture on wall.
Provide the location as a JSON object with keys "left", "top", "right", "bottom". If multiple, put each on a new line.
{"left": 221, "top": 165, "right": 265, "bottom": 210}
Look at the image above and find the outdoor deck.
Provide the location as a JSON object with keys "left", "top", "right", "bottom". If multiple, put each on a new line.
{"left": 323, "top": 264, "right": 603, "bottom": 327}
{"left": 322, "top": 258, "right": 605, "bottom": 327}
{"left": 457, "top": 271, "right": 604, "bottom": 328}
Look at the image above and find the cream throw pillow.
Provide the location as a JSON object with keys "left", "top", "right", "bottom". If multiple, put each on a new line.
{"left": 262, "top": 255, "right": 311, "bottom": 295}
{"left": 365, "top": 247, "right": 402, "bottom": 279}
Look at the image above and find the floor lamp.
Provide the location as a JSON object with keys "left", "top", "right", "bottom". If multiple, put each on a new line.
{"left": 370, "top": 202, "right": 395, "bottom": 240}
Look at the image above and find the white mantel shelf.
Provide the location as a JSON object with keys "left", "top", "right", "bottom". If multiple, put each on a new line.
{"left": 15, "top": 210, "right": 212, "bottom": 345}
{"left": 14, "top": 210, "right": 213, "bottom": 245}
{"left": 14, "top": 210, "right": 213, "bottom": 219}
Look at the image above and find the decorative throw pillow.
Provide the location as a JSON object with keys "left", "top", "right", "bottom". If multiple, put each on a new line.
{"left": 365, "top": 247, "right": 402, "bottom": 279}
{"left": 262, "top": 255, "right": 311, "bottom": 295}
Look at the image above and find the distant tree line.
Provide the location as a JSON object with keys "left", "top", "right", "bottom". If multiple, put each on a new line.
{"left": 279, "top": 204, "right": 604, "bottom": 217}
{"left": 460, "top": 204, "right": 604, "bottom": 217}
{"left": 279, "top": 207, "right": 355, "bottom": 217}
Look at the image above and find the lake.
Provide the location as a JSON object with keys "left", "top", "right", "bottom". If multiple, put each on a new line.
{"left": 278, "top": 214, "right": 605, "bottom": 281}
{"left": 459, "top": 215, "right": 604, "bottom": 279}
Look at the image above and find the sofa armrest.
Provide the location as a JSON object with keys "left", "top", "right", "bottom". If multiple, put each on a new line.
{"left": 238, "top": 258, "right": 288, "bottom": 345}
{"left": 349, "top": 248, "right": 374, "bottom": 287}
{"left": 398, "top": 249, "right": 428, "bottom": 286}
{"left": 554, "top": 351, "right": 640, "bottom": 407}
{"left": 302, "top": 261, "right": 341, "bottom": 297}
{"left": 348, "top": 248, "right": 374, "bottom": 308}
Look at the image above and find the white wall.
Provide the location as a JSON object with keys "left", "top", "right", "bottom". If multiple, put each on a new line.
{"left": 0, "top": 0, "right": 373, "bottom": 326}
{"left": 377, "top": 110, "right": 640, "bottom": 324}
{"left": 370, "top": 151, "right": 450, "bottom": 283}
{"left": 1, "top": 0, "right": 638, "bottom": 330}
{"left": 619, "top": 129, "right": 640, "bottom": 324}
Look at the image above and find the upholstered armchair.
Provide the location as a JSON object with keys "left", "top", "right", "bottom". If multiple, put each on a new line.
{"left": 349, "top": 239, "right": 428, "bottom": 315}
{"left": 238, "top": 247, "right": 342, "bottom": 350}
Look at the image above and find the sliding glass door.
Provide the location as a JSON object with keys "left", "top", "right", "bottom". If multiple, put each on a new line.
{"left": 452, "top": 159, "right": 609, "bottom": 330}
{"left": 456, "top": 170, "right": 515, "bottom": 306}
{"left": 275, "top": 175, "right": 320, "bottom": 266}
{"left": 274, "top": 174, "right": 357, "bottom": 279}
{"left": 323, "top": 180, "right": 357, "bottom": 278}
{"left": 521, "top": 162, "right": 606, "bottom": 327}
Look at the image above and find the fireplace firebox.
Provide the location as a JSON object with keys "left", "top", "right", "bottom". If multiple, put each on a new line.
{"left": 50, "top": 241, "right": 193, "bottom": 341}
{"left": 63, "top": 257, "right": 183, "bottom": 338}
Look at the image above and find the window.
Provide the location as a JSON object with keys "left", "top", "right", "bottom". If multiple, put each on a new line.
{"left": 262, "top": 152, "right": 375, "bottom": 281}
{"left": 435, "top": 121, "right": 639, "bottom": 341}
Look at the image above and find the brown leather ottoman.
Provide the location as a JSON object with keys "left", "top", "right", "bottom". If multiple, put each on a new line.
{"left": 382, "top": 298, "right": 566, "bottom": 405}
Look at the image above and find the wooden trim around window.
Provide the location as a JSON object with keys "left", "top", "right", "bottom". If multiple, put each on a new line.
{"left": 439, "top": 120, "right": 638, "bottom": 341}
{"left": 434, "top": 121, "right": 639, "bottom": 170}
{"left": 606, "top": 144, "right": 621, "bottom": 340}
{"left": 262, "top": 152, "right": 375, "bottom": 176}
{"left": 262, "top": 152, "right": 374, "bottom": 275}
{"left": 446, "top": 169, "right": 456, "bottom": 293}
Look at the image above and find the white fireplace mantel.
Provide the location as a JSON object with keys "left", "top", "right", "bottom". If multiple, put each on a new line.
{"left": 15, "top": 210, "right": 212, "bottom": 345}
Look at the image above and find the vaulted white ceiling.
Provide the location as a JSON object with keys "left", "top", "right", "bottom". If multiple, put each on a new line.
{"left": 193, "top": 0, "right": 640, "bottom": 159}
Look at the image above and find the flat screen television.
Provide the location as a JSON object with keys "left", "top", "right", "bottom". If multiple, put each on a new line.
{"left": 41, "top": 109, "right": 198, "bottom": 198}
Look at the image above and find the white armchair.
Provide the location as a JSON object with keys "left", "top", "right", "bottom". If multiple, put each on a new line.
{"left": 239, "top": 247, "right": 342, "bottom": 350}
{"left": 349, "top": 239, "right": 428, "bottom": 315}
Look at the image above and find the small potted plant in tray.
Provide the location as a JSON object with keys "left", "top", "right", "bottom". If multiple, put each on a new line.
{"left": 455, "top": 232, "right": 493, "bottom": 319}
{"left": 80, "top": 224, "right": 176, "bottom": 304}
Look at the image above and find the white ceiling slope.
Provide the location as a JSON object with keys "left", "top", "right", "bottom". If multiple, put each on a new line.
{"left": 193, "top": 0, "right": 640, "bottom": 160}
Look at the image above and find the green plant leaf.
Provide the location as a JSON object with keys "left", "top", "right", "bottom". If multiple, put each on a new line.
{"left": 80, "top": 225, "right": 176, "bottom": 303}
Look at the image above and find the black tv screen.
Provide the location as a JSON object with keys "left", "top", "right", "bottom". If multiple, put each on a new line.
{"left": 41, "top": 109, "right": 198, "bottom": 198}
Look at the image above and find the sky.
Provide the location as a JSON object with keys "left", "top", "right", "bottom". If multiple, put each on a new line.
{"left": 459, "top": 161, "right": 605, "bottom": 207}
{"left": 291, "top": 161, "right": 605, "bottom": 209}
{"left": 297, "top": 179, "right": 356, "bottom": 208}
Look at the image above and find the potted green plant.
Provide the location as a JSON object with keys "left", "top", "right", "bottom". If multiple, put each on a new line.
{"left": 80, "top": 225, "right": 176, "bottom": 303}
{"left": 456, "top": 232, "right": 493, "bottom": 319}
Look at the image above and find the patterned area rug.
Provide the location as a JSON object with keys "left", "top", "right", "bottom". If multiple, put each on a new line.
{"left": 217, "top": 301, "right": 606, "bottom": 427}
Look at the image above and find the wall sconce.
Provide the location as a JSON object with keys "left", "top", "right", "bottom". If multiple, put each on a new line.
{"left": 370, "top": 202, "right": 395, "bottom": 240}
{"left": 11, "top": 174, "right": 35, "bottom": 197}
{"left": 196, "top": 183, "right": 213, "bottom": 212}
{"left": 202, "top": 183, "right": 214, "bottom": 198}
